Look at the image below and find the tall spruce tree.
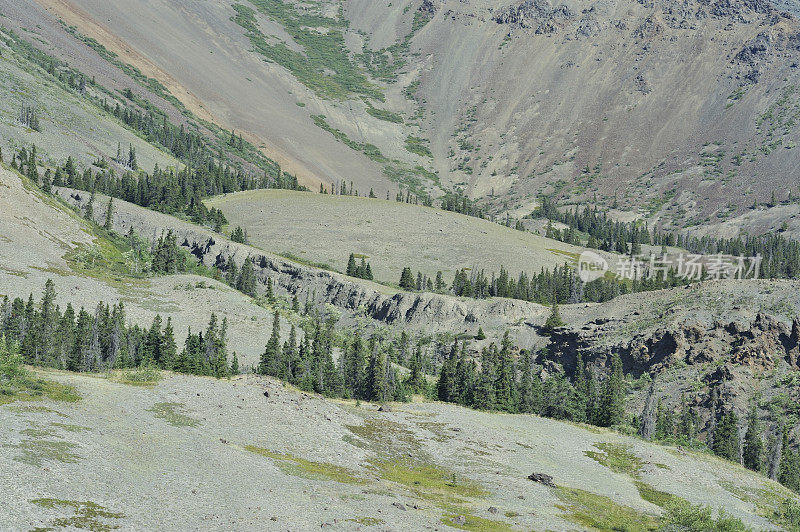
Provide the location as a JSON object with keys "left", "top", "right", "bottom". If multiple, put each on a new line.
{"left": 597, "top": 353, "right": 625, "bottom": 427}
{"left": 713, "top": 411, "right": 741, "bottom": 463}
{"left": 743, "top": 404, "right": 764, "bottom": 472}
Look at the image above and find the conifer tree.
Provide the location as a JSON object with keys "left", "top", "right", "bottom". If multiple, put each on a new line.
{"left": 85, "top": 191, "right": 95, "bottom": 221}
{"left": 494, "top": 332, "right": 517, "bottom": 412}
{"left": 266, "top": 277, "right": 275, "bottom": 302}
{"left": 103, "top": 197, "right": 114, "bottom": 230}
{"left": 160, "top": 317, "right": 177, "bottom": 370}
{"left": 743, "top": 404, "right": 764, "bottom": 472}
{"left": 399, "top": 267, "right": 415, "bottom": 290}
{"left": 259, "top": 311, "right": 281, "bottom": 375}
{"left": 237, "top": 257, "right": 258, "bottom": 297}
{"left": 437, "top": 341, "right": 458, "bottom": 402}
{"left": 346, "top": 254, "right": 357, "bottom": 277}
{"left": 713, "top": 411, "right": 741, "bottom": 463}
{"left": 543, "top": 301, "right": 565, "bottom": 335}
{"left": 475, "top": 344, "right": 497, "bottom": 411}
{"left": 597, "top": 353, "right": 625, "bottom": 427}
{"left": 640, "top": 380, "right": 657, "bottom": 440}
{"left": 405, "top": 344, "right": 426, "bottom": 395}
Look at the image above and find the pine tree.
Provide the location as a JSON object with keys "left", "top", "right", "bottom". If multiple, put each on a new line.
{"left": 230, "top": 352, "right": 239, "bottom": 375}
{"left": 639, "top": 380, "right": 657, "bottom": 441}
{"left": 778, "top": 429, "right": 799, "bottom": 491}
{"left": 127, "top": 144, "right": 138, "bottom": 171}
{"left": 399, "top": 267, "right": 415, "bottom": 290}
{"left": 160, "top": 317, "right": 177, "bottom": 370}
{"left": 475, "top": 344, "right": 497, "bottom": 411}
{"left": 266, "top": 277, "right": 275, "bottom": 302}
{"left": 237, "top": 257, "right": 258, "bottom": 297}
{"left": 103, "top": 197, "right": 114, "bottom": 230}
{"left": 437, "top": 341, "right": 458, "bottom": 402}
{"left": 405, "top": 344, "right": 426, "bottom": 395}
{"left": 542, "top": 301, "right": 565, "bottom": 335}
{"left": 713, "top": 411, "right": 741, "bottom": 463}
{"left": 366, "top": 349, "right": 388, "bottom": 403}
{"left": 342, "top": 333, "right": 367, "bottom": 398}
{"left": 597, "top": 353, "right": 625, "bottom": 427}
{"left": 494, "top": 332, "right": 517, "bottom": 412}
{"left": 85, "top": 191, "right": 95, "bottom": 221}
{"left": 346, "top": 254, "right": 357, "bottom": 277}
{"left": 743, "top": 404, "right": 764, "bottom": 472}
{"left": 259, "top": 311, "right": 281, "bottom": 375}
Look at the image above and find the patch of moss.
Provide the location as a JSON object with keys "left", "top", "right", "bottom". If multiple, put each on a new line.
{"left": 346, "top": 516, "right": 384, "bottom": 526}
{"left": 147, "top": 402, "right": 199, "bottom": 428}
{"left": 585, "top": 442, "right": 645, "bottom": 478}
{"left": 366, "top": 106, "right": 403, "bottom": 124}
{"left": 31, "top": 498, "right": 124, "bottom": 532}
{"left": 556, "top": 486, "right": 660, "bottom": 531}
{"left": 375, "top": 460, "right": 487, "bottom": 506}
{"left": 345, "top": 416, "right": 512, "bottom": 528}
{"left": 7, "top": 404, "right": 68, "bottom": 417}
{"left": 232, "top": 1, "right": 381, "bottom": 100}
{"left": 245, "top": 445, "right": 363, "bottom": 484}
{"left": 21, "top": 427, "right": 58, "bottom": 439}
{"left": 0, "top": 374, "right": 80, "bottom": 406}
{"left": 442, "top": 512, "right": 516, "bottom": 531}
{"left": 405, "top": 135, "right": 432, "bottom": 158}
{"left": 719, "top": 479, "right": 799, "bottom": 527}
{"left": 416, "top": 421, "right": 451, "bottom": 442}
{"left": 118, "top": 365, "right": 162, "bottom": 387}
{"left": 634, "top": 481, "right": 683, "bottom": 508}
{"left": 9, "top": 439, "right": 80, "bottom": 466}
{"left": 345, "top": 417, "right": 421, "bottom": 456}
{"left": 51, "top": 422, "right": 91, "bottom": 433}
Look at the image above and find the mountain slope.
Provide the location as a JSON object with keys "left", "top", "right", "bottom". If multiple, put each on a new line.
{"left": 8, "top": 0, "right": 800, "bottom": 229}
{"left": 1, "top": 369, "right": 794, "bottom": 530}
{"left": 0, "top": 166, "right": 285, "bottom": 368}
{"left": 205, "top": 189, "right": 605, "bottom": 284}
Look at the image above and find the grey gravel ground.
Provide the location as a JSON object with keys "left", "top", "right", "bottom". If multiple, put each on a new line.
{"left": 0, "top": 370, "right": 790, "bottom": 531}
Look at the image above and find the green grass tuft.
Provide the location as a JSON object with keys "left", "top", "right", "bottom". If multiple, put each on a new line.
{"left": 634, "top": 481, "right": 683, "bottom": 508}
{"left": 31, "top": 498, "right": 124, "bottom": 532}
{"left": 245, "top": 445, "right": 364, "bottom": 484}
{"left": 147, "top": 402, "right": 199, "bottom": 427}
{"left": 9, "top": 439, "right": 81, "bottom": 467}
{"left": 556, "top": 486, "right": 660, "bottom": 531}
{"left": 585, "top": 442, "right": 645, "bottom": 478}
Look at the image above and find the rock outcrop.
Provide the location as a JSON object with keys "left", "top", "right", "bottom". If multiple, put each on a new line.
{"left": 546, "top": 312, "right": 800, "bottom": 377}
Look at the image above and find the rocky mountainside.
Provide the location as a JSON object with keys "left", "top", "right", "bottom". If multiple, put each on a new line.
{"left": 7, "top": 0, "right": 798, "bottom": 232}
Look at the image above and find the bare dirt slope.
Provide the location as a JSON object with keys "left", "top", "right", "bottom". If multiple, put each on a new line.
{"left": 0, "top": 369, "right": 792, "bottom": 530}
{"left": 205, "top": 189, "right": 598, "bottom": 283}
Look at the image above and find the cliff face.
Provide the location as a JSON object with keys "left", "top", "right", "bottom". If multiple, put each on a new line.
{"left": 546, "top": 311, "right": 800, "bottom": 376}
{"left": 544, "top": 310, "right": 800, "bottom": 441}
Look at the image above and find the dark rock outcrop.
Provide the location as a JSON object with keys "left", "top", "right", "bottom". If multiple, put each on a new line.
{"left": 527, "top": 472, "right": 556, "bottom": 487}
